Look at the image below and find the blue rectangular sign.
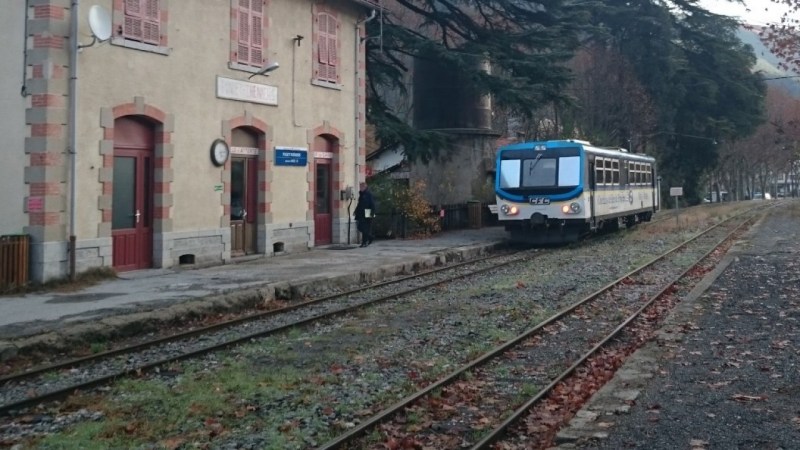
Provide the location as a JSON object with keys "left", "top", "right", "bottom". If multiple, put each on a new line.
{"left": 275, "top": 147, "right": 307, "bottom": 166}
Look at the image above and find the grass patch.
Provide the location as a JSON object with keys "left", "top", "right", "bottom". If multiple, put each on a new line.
{"left": 26, "top": 358, "right": 312, "bottom": 449}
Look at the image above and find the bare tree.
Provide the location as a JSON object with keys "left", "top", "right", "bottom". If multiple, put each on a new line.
{"left": 717, "top": 84, "right": 800, "bottom": 199}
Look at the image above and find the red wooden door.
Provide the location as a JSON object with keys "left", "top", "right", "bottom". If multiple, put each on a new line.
{"left": 230, "top": 156, "right": 258, "bottom": 255}
{"left": 111, "top": 150, "right": 153, "bottom": 271}
{"left": 112, "top": 118, "right": 153, "bottom": 271}
{"left": 314, "top": 160, "right": 332, "bottom": 245}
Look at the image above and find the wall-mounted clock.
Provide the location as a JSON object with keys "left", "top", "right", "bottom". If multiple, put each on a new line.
{"left": 210, "top": 139, "right": 230, "bottom": 167}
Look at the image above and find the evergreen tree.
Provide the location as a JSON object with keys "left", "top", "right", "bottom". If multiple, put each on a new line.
{"left": 587, "top": 0, "right": 766, "bottom": 202}
{"left": 365, "top": 0, "right": 596, "bottom": 162}
{"left": 366, "top": 0, "right": 767, "bottom": 204}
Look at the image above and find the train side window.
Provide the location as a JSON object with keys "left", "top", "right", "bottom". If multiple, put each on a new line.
{"left": 622, "top": 161, "right": 629, "bottom": 186}
{"left": 612, "top": 160, "right": 620, "bottom": 184}
{"left": 595, "top": 158, "right": 605, "bottom": 186}
{"left": 604, "top": 159, "right": 613, "bottom": 184}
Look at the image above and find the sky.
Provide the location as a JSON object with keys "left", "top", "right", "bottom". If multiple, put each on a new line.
{"left": 698, "top": 0, "right": 794, "bottom": 26}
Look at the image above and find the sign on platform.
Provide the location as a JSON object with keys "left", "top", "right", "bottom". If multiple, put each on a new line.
{"left": 670, "top": 187, "right": 683, "bottom": 197}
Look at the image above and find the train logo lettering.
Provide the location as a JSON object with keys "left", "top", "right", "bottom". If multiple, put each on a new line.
{"left": 529, "top": 197, "right": 551, "bottom": 205}
{"left": 597, "top": 194, "right": 630, "bottom": 205}
{"left": 628, "top": 190, "right": 634, "bottom": 205}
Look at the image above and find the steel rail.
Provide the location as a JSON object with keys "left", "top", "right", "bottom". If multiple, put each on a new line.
{"left": 317, "top": 207, "right": 760, "bottom": 450}
{"left": 0, "top": 249, "right": 518, "bottom": 385}
{"left": 470, "top": 214, "right": 756, "bottom": 449}
{"left": 0, "top": 249, "right": 536, "bottom": 416}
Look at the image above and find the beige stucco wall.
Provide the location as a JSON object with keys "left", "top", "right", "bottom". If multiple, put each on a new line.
{"left": 73, "top": 0, "right": 360, "bottom": 239}
{"left": 0, "top": 2, "right": 28, "bottom": 236}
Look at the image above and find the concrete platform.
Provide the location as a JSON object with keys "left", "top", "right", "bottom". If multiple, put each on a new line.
{"left": 0, "top": 227, "right": 509, "bottom": 360}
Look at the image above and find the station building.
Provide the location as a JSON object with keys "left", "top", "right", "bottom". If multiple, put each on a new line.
{"left": 0, "top": 0, "right": 379, "bottom": 283}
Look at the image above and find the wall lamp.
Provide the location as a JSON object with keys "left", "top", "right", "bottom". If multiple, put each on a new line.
{"left": 248, "top": 61, "right": 280, "bottom": 79}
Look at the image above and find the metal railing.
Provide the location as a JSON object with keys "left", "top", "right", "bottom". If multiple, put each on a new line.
{"left": 372, "top": 202, "right": 498, "bottom": 239}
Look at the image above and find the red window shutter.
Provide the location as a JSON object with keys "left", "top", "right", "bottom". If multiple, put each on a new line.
{"left": 123, "top": 0, "right": 143, "bottom": 40}
{"left": 123, "top": 0, "right": 160, "bottom": 45}
{"left": 318, "top": 33, "right": 328, "bottom": 63}
{"left": 319, "top": 12, "right": 328, "bottom": 34}
{"left": 250, "top": 5, "right": 264, "bottom": 66}
{"left": 327, "top": 17, "right": 338, "bottom": 81}
{"left": 238, "top": 0, "right": 251, "bottom": 64}
{"left": 236, "top": 0, "right": 264, "bottom": 67}
{"left": 142, "top": 0, "right": 160, "bottom": 45}
{"left": 318, "top": 13, "right": 340, "bottom": 82}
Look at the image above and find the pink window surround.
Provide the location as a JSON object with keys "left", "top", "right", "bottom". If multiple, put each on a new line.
{"left": 121, "top": 0, "right": 162, "bottom": 45}
{"left": 100, "top": 101, "right": 173, "bottom": 235}
{"left": 314, "top": 9, "right": 340, "bottom": 84}
{"left": 234, "top": 0, "right": 266, "bottom": 67}
{"left": 308, "top": 123, "right": 345, "bottom": 212}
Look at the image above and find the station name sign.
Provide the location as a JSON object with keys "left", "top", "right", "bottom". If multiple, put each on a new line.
{"left": 216, "top": 76, "right": 278, "bottom": 106}
{"left": 275, "top": 147, "right": 308, "bottom": 166}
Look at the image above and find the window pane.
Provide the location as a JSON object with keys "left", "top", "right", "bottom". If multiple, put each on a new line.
{"left": 522, "top": 158, "right": 556, "bottom": 187}
{"left": 558, "top": 156, "right": 580, "bottom": 186}
{"left": 231, "top": 159, "right": 246, "bottom": 220}
{"left": 500, "top": 159, "right": 521, "bottom": 188}
{"left": 112, "top": 156, "right": 136, "bottom": 229}
{"left": 316, "top": 163, "right": 331, "bottom": 214}
{"left": 595, "top": 159, "right": 604, "bottom": 185}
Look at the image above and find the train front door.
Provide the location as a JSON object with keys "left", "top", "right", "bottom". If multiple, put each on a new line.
{"left": 231, "top": 156, "right": 258, "bottom": 256}
{"left": 111, "top": 117, "right": 154, "bottom": 271}
{"left": 314, "top": 158, "right": 332, "bottom": 245}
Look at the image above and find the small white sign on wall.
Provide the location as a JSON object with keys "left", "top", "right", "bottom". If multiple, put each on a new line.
{"left": 216, "top": 76, "right": 278, "bottom": 106}
{"left": 231, "top": 146, "right": 259, "bottom": 156}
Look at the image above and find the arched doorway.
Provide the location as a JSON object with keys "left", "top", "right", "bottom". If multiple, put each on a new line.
{"left": 112, "top": 117, "right": 154, "bottom": 271}
{"left": 230, "top": 128, "right": 260, "bottom": 256}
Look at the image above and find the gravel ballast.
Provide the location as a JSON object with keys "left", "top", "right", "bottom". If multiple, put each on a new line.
{"left": 555, "top": 200, "right": 800, "bottom": 449}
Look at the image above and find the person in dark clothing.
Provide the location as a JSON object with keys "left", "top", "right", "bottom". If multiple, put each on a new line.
{"left": 354, "top": 181, "right": 375, "bottom": 247}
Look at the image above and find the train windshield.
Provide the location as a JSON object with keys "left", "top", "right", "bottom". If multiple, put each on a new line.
{"left": 500, "top": 155, "right": 580, "bottom": 188}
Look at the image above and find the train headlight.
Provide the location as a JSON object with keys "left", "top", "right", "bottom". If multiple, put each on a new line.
{"left": 561, "top": 202, "right": 582, "bottom": 214}
{"left": 500, "top": 204, "right": 519, "bottom": 216}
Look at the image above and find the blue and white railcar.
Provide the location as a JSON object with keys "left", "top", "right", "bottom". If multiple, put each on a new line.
{"left": 493, "top": 139, "right": 658, "bottom": 244}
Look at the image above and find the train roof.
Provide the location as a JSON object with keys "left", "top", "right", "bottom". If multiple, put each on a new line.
{"left": 498, "top": 139, "right": 655, "bottom": 163}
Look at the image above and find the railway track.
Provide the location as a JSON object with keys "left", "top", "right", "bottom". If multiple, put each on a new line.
{"left": 0, "top": 249, "right": 539, "bottom": 416}
{"left": 0, "top": 203, "right": 771, "bottom": 448}
{"left": 315, "top": 207, "right": 762, "bottom": 449}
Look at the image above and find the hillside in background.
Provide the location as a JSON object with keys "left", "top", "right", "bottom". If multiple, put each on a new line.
{"left": 737, "top": 26, "right": 800, "bottom": 96}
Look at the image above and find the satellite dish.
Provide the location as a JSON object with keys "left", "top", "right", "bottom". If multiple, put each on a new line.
{"left": 88, "top": 5, "right": 112, "bottom": 42}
